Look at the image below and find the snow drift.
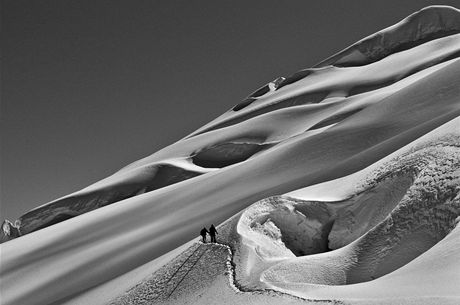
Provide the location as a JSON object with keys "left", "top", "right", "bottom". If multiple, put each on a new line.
{"left": 1, "top": 5, "right": 460, "bottom": 305}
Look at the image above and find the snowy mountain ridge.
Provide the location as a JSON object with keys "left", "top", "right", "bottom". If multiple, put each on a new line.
{"left": 1, "top": 5, "right": 460, "bottom": 305}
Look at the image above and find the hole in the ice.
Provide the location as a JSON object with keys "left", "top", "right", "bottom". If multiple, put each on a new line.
{"left": 191, "top": 142, "right": 272, "bottom": 168}
{"left": 253, "top": 201, "right": 335, "bottom": 257}
{"left": 246, "top": 171, "right": 418, "bottom": 261}
{"left": 259, "top": 165, "right": 460, "bottom": 287}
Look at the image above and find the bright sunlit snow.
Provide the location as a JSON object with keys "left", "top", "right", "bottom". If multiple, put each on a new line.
{"left": 1, "top": 5, "right": 460, "bottom": 305}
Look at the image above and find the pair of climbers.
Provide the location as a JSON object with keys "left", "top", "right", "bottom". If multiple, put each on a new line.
{"left": 200, "top": 224, "right": 218, "bottom": 243}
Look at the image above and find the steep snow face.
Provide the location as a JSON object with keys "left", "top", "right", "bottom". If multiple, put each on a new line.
{"left": 5, "top": 6, "right": 460, "bottom": 239}
{"left": 1, "top": 5, "right": 460, "bottom": 305}
{"left": 315, "top": 5, "right": 460, "bottom": 67}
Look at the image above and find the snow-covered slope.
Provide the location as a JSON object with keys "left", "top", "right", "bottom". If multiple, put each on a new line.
{"left": 1, "top": 5, "right": 460, "bottom": 305}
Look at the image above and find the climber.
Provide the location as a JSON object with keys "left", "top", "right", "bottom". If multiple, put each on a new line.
{"left": 209, "top": 224, "right": 218, "bottom": 243}
{"left": 200, "top": 227, "right": 209, "bottom": 243}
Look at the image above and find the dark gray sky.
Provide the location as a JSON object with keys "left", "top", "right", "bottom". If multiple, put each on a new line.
{"left": 2, "top": 0, "right": 459, "bottom": 221}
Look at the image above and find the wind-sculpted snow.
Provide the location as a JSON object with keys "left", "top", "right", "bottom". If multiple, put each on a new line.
{"left": 235, "top": 139, "right": 460, "bottom": 292}
{"left": 1, "top": 5, "right": 460, "bottom": 305}
{"left": 3, "top": 7, "right": 460, "bottom": 241}
{"left": 9, "top": 161, "right": 208, "bottom": 236}
{"left": 236, "top": 172, "right": 414, "bottom": 262}
{"left": 188, "top": 33, "right": 460, "bottom": 137}
{"left": 104, "top": 133, "right": 460, "bottom": 305}
{"left": 315, "top": 5, "right": 460, "bottom": 67}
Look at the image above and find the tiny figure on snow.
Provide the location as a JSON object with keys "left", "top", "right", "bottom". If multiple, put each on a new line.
{"left": 209, "top": 224, "right": 218, "bottom": 243}
{"left": 200, "top": 227, "right": 209, "bottom": 243}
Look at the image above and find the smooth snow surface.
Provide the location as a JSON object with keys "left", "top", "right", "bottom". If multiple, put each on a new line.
{"left": 1, "top": 5, "right": 460, "bottom": 305}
